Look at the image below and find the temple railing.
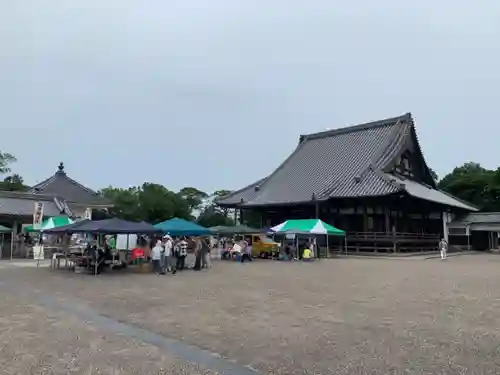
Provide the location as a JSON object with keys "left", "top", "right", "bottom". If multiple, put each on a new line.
{"left": 347, "top": 232, "right": 440, "bottom": 241}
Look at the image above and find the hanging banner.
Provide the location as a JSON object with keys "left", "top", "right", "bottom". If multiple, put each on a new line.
{"left": 33, "top": 201, "right": 44, "bottom": 230}
{"left": 84, "top": 208, "right": 92, "bottom": 220}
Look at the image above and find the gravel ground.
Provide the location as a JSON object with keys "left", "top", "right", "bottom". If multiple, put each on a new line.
{"left": 1, "top": 255, "right": 500, "bottom": 374}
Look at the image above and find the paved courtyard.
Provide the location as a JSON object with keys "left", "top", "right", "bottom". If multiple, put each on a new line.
{"left": 1, "top": 254, "right": 500, "bottom": 374}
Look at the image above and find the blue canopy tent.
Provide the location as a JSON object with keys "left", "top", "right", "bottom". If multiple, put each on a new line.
{"left": 154, "top": 218, "right": 211, "bottom": 236}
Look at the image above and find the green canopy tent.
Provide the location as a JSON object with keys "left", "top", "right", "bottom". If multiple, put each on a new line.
{"left": 0, "top": 225, "right": 11, "bottom": 260}
{"left": 211, "top": 224, "right": 262, "bottom": 235}
{"left": 209, "top": 225, "right": 230, "bottom": 234}
{"left": 154, "top": 218, "right": 211, "bottom": 236}
{"left": 25, "top": 216, "right": 74, "bottom": 232}
{"left": 270, "top": 219, "right": 346, "bottom": 257}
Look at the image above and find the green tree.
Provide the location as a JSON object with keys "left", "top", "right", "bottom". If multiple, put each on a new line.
{"left": 100, "top": 183, "right": 192, "bottom": 223}
{"left": 438, "top": 162, "right": 496, "bottom": 210}
{"left": 0, "top": 151, "right": 16, "bottom": 174}
{"left": 197, "top": 206, "right": 234, "bottom": 228}
{"left": 100, "top": 186, "right": 141, "bottom": 221}
{"left": 178, "top": 187, "right": 208, "bottom": 213}
{"left": 212, "top": 189, "right": 233, "bottom": 216}
{"left": 0, "top": 174, "right": 26, "bottom": 191}
{"left": 139, "top": 183, "right": 191, "bottom": 223}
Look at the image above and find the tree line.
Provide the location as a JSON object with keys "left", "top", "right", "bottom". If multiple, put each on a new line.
{"left": 1, "top": 152, "right": 499, "bottom": 225}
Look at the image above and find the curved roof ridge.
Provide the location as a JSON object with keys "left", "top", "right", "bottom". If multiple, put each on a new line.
{"left": 374, "top": 118, "right": 412, "bottom": 169}
{"left": 29, "top": 174, "right": 99, "bottom": 196}
{"left": 236, "top": 142, "right": 308, "bottom": 203}
{"left": 214, "top": 177, "right": 268, "bottom": 203}
{"left": 300, "top": 112, "right": 412, "bottom": 141}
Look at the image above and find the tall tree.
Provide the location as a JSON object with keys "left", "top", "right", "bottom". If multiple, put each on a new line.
{"left": 438, "top": 162, "right": 496, "bottom": 210}
{"left": 0, "top": 151, "right": 16, "bottom": 174}
{"left": 212, "top": 189, "right": 233, "bottom": 216}
{"left": 178, "top": 187, "right": 208, "bottom": 213}
{"left": 139, "top": 183, "right": 191, "bottom": 223}
{"left": 197, "top": 206, "right": 234, "bottom": 228}
{"left": 100, "top": 186, "right": 141, "bottom": 221}
{"left": 100, "top": 183, "right": 192, "bottom": 223}
{"left": 0, "top": 174, "right": 26, "bottom": 191}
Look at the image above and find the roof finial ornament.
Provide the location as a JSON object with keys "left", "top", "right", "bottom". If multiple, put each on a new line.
{"left": 56, "top": 162, "right": 66, "bottom": 175}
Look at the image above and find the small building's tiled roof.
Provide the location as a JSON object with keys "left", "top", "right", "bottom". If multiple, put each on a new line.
{"left": 387, "top": 174, "right": 478, "bottom": 211}
{"left": 28, "top": 162, "right": 111, "bottom": 206}
{"left": 0, "top": 191, "right": 62, "bottom": 217}
{"left": 450, "top": 212, "right": 500, "bottom": 226}
{"left": 217, "top": 113, "right": 476, "bottom": 211}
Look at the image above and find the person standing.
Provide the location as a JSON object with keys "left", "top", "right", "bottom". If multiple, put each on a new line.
{"left": 163, "top": 235, "right": 176, "bottom": 274}
{"left": 193, "top": 238, "right": 203, "bottom": 270}
{"left": 241, "top": 239, "right": 252, "bottom": 263}
{"left": 439, "top": 238, "right": 448, "bottom": 260}
{"left": 176, "top": 237, "right": 188, "bottom": 270}
{"left": 151, "top": 239, "right": 163, "bottom": 274}
{"left": 309, "top": 238, "right": 316, "bottom": 258}
{"left": 201, "top": 238, "right": 211, "bottom": 268}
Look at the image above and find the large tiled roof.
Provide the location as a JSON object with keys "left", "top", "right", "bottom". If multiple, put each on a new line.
{"left": 217, "top": 113, "right": 476, "bottom": 211}
{"left": 28, "top": 162, "right": 110, "bottom": 206}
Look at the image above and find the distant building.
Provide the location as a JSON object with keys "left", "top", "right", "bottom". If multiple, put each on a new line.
{"left": 0, "top": 162, "right": 112, "bottom": 258}
{"left": 27, "top": 162, "right": 111, "bottom": 218}
{"left": 448, "top": 212, "right": 500, "bottom": 251}
{"left": 216, "top": 113, "right": 477, "bottom": 253}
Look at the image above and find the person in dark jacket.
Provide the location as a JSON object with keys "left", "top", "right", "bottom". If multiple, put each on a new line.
{"left": 193, "top": 238, "right": 203, "bottom": 270}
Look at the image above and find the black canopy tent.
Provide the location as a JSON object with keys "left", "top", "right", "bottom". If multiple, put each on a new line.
{"left": 44, "top": 218, "right": 162, "bottom": 276}
{"left": 43, "top": 219, "right": 91, "bottom": 234}
{"left": 44, "top": 218, "right": 161, "bottom": 234}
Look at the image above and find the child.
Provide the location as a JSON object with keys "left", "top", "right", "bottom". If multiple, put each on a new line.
{"left": 151, "top": 240, "right": 163, "bottom": 275}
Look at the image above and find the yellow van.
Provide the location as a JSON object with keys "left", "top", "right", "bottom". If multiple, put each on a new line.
{"left": 251, "top": 235, "right": 280, "bottom": 258}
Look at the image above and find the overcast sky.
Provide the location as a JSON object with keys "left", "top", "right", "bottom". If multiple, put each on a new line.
{"left": 1, "top": 1, "right": 499, "bottom": 193}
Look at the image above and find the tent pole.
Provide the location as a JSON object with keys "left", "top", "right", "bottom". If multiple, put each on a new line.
{"left": 295, "top": 234, "right": 298, "bottom": 260}
{"left": 95, "top": 234, "right": 100, "bottom": 276}
{"left": 326, "top": 235, "right": 329, "bottom": 259}
{"left": 10, "top": 225, "right": 15, "bottom": 260}
{"left": 345, "top": 236, "right": 347, "bottom": 255}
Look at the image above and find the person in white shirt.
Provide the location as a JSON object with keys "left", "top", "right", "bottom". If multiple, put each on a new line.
{"left": 163, "top": 235, "right": 176, "bottom": 274}
{"left": 439, "top": 238, "right": 448, "bottom": 260}
{"left": 308, "top": 238, "right": 316, "bottom": 258}
{"left": 151, "top": 240, "right": 163, "bottom": 274}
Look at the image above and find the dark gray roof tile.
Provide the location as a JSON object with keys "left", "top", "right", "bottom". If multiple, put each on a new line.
{"left": 451, "top": 212, "right": 500, "bottom": 225}
{"left": 218, "top": 113, "right": 476, "bottom": 212}
{"left": 0, "top": 191, "right": 62, "bottom": 217}
{"left": 239, "top": 114, "right": 411, "bottom": 205}
{"left": 387, "top": 174, "right": 478, "bottom": 211}
{"left": 28, "top": 162, "right": 110, "bottom": 206}
{"left": 214, "top": 177, "right": 268, "bottom": 206}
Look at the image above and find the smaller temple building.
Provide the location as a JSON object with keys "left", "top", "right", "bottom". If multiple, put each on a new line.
{"left": 0, "top": 162, "right": 112, "bottom": 258}
{"left": 217, "top": 113, "right": 477, "bottom": 253}
{"left": 448, "top": 212, "right": 500, "bottom": 251}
